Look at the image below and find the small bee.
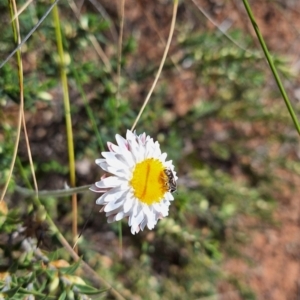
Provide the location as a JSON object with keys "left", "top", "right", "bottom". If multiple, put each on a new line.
{"left": 163, "top": 168, "right": 177, "bottom": 193}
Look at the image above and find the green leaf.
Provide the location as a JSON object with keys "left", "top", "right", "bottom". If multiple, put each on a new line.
{"left": 3, "top": 286, "right": 47, "bottom": 298}
{"left": 1, "top": 287, "right": 19, "bottom": 298}
{"left": 58, "top": 290, "right": 67, "bottom": 300}
{"left": 73, "top": 283, "right": 107, "bottom": 295}
{"left": 59, "top": 259, "right": 81, "bottom": 275}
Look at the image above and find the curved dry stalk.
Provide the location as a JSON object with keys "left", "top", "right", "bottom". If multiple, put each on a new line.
{"left": 9, "top": 0, "right": 39, "bottom": 209}
{"left": 88, "top": 34, "right": 112, "bottom": 72}
{"left": 22, "top": 114, "right": 39, "bottom": 198}
{"left": 11, "top": 0, "right": 34, "bottom": 21}
{"left": 46, "top": 215, "right": 127, "bottom": 300}
{"left": 1, "top": 0, "right": 24, "bottom": 202}
{"left": 131, "top": 0, "right": 179, "bottom": 131}
{"left": 14, "top": 0, "right": 39, "bottom": 199}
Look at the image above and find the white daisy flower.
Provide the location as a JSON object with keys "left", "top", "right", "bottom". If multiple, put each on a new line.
{"left": 90, "top": 130, "right": 178, "bottom": 235}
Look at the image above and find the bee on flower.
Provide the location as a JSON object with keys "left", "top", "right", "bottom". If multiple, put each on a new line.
{"left": 90, "top": 130, "right": 178, "bottom": 234}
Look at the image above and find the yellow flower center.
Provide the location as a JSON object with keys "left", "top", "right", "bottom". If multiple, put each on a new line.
{"left": 130, "top": 158, "right": 168, "bottom": 205}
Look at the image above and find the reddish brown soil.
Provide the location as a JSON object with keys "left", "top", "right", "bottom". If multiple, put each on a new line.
{"left": 204, "top": 1, "right": 300, "bottom": 298}
{"left": 221, "top": 176, "right": 300, "bottom": 299}
{"left": 127, "top": 0, "right": 300, "bottom": 298}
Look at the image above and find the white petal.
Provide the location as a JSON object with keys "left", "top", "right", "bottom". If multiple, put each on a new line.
{"left": 115, "top": 150, "right": 135, "bottom": 168}
{"left": 123, "top": 194, "right": 135, "bottom": 213}
{"left": 165, "top": 192, "right": 174, "bottom": 201}
{"left": 153, "top": 142, "right": 162, "bottom": 157}
{"left": 104, "top": 198, "right": 124, "bottom": 212}
{"left": 104, "top": 191, "right": 126, "bottom": 212}
{"left": 107, "top": 142, "right": 120, "bottom": 153}
{"left": 89, "top": 184, "right": 110, "bottom": 193}
{"left": 105, "top": 154, "right": 128, "bottom": 170}
{"left": 139, "top": 132, "right": 146, "bottom": 144}
{"left": 97, "top": 160, "right": 109, "bottom": 170}
{"left": 134, "top": 210, "right": 144, "bottom": 226}
{"left": 146, "top": 217, "right": 157, "bottom": 230}
{"left": 129, "top": 201, "right": 140, "bottom": 226}
{"left": 95, "top": 187, "right": 123, "bottom": 205}
{"left": 106, "top": 206, "right": 123, "bottom": 217}
{"left": 115, "top": 154, "right": 134, "bottom": 169}
{"left": 95, "top": 193, "right": 107, "bottom": 205}
{"left": 95, "top": 176, "right": 124, "bottom": 188}
{"left": 128, "top": 139, "right": 140, "bottom": 162}
{"left": 159, "top": 152, "right": 167, "bottom": 162}
{"left": 115, "top": 134, "right": 129, "bottom": 151}
{"left": 130, "top": 209, "right": 145, "bottom": 233}
{"left": 141, "top": 204, "right": 152, "bottom": 220}
{"left": 133, "top": 201, "right": 143, "bottom": 217}
{"left": 139, "top": 218, "right": 148, "bottom": 230}
{"left": 165, "top": 160, "right": 174, "bottom": 168}
{"left": 115, "top": 211, "right": 124, "bottom": 221}
{"left": 160, "top": 203, "right": 169, "bottom": 216}
{"left": 98, "top": 162, "right": 130, "bottom": 179}
{"left": 95, "top": 158, "right": 106, "bottom": 165}
{"left": 105, "top": 188, "right": 126, "bottom": 202}
{"left": 145, "top": 145, "right": 155, "bottom": 158}
{"left": 101, "top": 151, "right": 116, "bottom": 160}
{"left": 137, "top": 142, "right": 146, "bottom": 160}
{"left": 131, "top": 224, "right": 140, "bottom": 235}
{"left": 152, "top": 203, "right": 162, "bottom": 212}
{"left": 126, "top": 130, "right": 136, "bottom": 141}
